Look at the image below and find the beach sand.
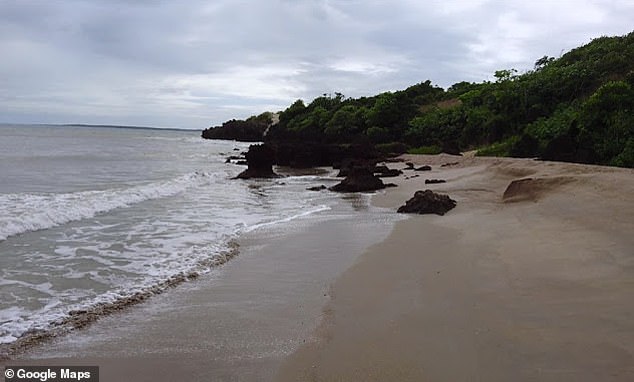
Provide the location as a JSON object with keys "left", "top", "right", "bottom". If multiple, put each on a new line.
{"left": 4, "top": 155, "right": 634, "bottom": 381}
{"left": 277, "top": 154, "right": 634, "bottom": 381}
{"left": 3, "top": 196, "right": 398, "bottom": 381}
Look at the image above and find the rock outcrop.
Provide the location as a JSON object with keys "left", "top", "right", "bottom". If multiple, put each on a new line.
{"left": 271, "top": 141, "right": 383, "bottom": 169}
{"left": 234, "top": 144, "right": 280, "bottom": 179}
{"left": 330, "top": 167, "right": 386, "bottom": 192}
{"left": 373, "top": 165, "right": 403, "bottom": 178}
{"left": 397, "top": 190, "right": 456, "bottom": 215}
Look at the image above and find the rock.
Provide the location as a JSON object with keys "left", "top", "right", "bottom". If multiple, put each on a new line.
{"left": 441, "top": 161, "right": 459, "bottom": 167}
{"left": 441, "top": 142, "right": 462, "bottom": 156}
{"left": 270, "top": 141, "right": 383, "bottom": 169}
{"left": 405, "top": 162, "right": 415, "bottom": 169}
{"left": 425, "top": 179, "right": 446, "bottom": 184}
{"left": 336, "top": 158, "right": 377, "bottom": 177}
{"left": 330, "top": 167, "right": 386, "bottom": 192}
{"left": 225, "top": 155, "right": 245, "bottom": 164}
{"left": 415, "top": 165, "right": 432, "bottom": 171}
{"left": 307, "top": 185, "right": 327, "bottom": 191}
{"left": 397, "top": 190, "right": 456, "bottom": 215}
{"left": 234, "top": 144, "right": 280, "bottom": 179}
{"left": 373, "top": 165, "right": 403, "bottom": 178}
{"left": 384, "top": 183, "right": 398, "bottom": 188}
{"left": 236, "top": 160, "right": 247, "bottom": 165}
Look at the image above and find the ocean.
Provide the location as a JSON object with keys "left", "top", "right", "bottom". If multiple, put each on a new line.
{"left": 0, "top": 124, "right": 349, "bottom": 348}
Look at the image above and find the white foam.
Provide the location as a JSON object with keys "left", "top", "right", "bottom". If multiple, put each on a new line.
{"left": 0, "top": 172, "right": 217, "bottom": 241}
{"left": 0, "top": 157, "right": 350, "bottom": 347}
{"left": 242, "top": 205, "right": 331, "bottom": 232}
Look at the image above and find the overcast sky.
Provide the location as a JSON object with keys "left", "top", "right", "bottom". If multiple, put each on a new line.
{"left": 1, "top": 0, "right": 632, "bottom": 129}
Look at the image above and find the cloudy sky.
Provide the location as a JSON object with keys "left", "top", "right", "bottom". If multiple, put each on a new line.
{"left": 1, "top": 0, "right": 632, "bottom": 129}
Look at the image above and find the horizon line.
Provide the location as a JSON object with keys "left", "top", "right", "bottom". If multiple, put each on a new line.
{"left": 0, "top": 122, "right": 201, "bottom": 132}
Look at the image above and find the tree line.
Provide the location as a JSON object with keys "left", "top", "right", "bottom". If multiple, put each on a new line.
{"left": 207, "top": 31, "right": 634, "bottom": 168}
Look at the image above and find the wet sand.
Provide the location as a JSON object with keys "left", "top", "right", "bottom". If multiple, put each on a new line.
{"left": 277, "top": 154, "right": 634, "bottom": 381}
{"left": 3, "top": 197, "right": 398, "bottom": 381}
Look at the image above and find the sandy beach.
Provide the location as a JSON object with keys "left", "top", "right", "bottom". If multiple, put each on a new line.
{"left": 4, "top": 154, "right": 634, "bottom": 381}
{"left": 2, "top": 194, "right": 399, "bottom": 381}
{"left": 278, "top": 154, "right": 634, "bottom": 381}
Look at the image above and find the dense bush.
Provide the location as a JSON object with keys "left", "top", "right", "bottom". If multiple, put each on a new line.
{"left": 207, "top": 31, "right": 634, "bottom": 168}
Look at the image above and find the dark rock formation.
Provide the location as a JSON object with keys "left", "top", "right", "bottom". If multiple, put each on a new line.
{"left": 273, "top": 142, "right": 332, "bottom": 168}
{"left": 330, "top": 167, "right": 386, "bottom": 192}
{"left": 425, "top": 179, "right": 446, "bottom": 184}
{"left": 225, "top": 155, "right": 245, "bottom": 164}
{"left": 405, "top": 162, "right": 415, "bottom": 170}
{"left": 415, "top": 165, "right": 432, "bottom": 171}
{"left": 336, "top": 158, "right": 377, "bottom": 177}
{"left": 373, "top": 165, "right": 403, "bottom": 178}
{"left": 271, "top": 141, "right": 383, "bottom": 169}
{"left": 307, "top": 185, "right": 327, "bottom": 191}
{"left": 397, "top": 190, "right": 456, "bottom": 215}
{"left": 234, "top": 144, "right": 280, "bottom": 179}
{"left": 441, "top": 141, "right": 463, "bottom": 156}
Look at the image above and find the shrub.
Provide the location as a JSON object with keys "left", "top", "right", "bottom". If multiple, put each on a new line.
{"left": 476, "top": 136, "right": 519, "bottom": 157}
{"left": 408, "top": 145, "right": 442, "bottom": 155}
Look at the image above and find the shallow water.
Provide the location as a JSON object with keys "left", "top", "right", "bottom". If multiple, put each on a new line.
{"left": 0, "top": 125, "right": 343, "bottom": 346}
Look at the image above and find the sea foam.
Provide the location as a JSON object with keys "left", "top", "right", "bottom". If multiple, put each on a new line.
{"left": 0, "top": 171, "right": 216, "bottom": 241}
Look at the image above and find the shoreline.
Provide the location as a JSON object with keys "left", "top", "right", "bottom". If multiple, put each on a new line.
{"left": 277, "top": 154, "right": 634, "bottom": 381}
{"left": 0, "top": 242, "right": 239, "bottom": 361}
{"left": 4, "top": 192, "right": 400, "bottom": 381}
{"left": 4, "top": 154, "right": 633, "bottom": 381}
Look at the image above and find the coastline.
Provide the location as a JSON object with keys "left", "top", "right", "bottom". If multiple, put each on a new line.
{"left": 277, "top": 154, "right": 634, "bottom": 381}
{"left": 3, "top": 193, "right": 400, "bottom": 381}
{"left": 4, "top": 153, "right": 633, "bottom": 381}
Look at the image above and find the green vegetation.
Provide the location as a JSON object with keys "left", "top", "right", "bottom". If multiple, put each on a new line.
{"left": 476, "top": 137, "right": 519, "bottom": 157}
{"left": 225, "top": 32, "right": 634, "bottom": 168}
{"left": 408, "top": 145, "right": 442, "bottom": 155}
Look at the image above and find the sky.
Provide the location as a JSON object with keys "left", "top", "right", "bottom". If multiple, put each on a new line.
{"left": 1, "top": 1, "right": 633, "bottom": 130}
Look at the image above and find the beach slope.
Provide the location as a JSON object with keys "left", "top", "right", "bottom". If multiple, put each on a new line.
{"left": 278, "top": 154, "right": 634, "bottom": 382}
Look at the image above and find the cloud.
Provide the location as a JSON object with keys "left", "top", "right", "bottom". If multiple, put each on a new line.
{"left": 0, "top": 0, "right": 632, "bottom": 129}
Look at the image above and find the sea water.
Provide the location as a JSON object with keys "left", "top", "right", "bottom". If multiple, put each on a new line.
{"left": 0, "top": 124, "right": 343, "bottom": 346}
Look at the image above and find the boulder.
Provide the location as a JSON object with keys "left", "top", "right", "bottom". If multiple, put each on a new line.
{"left": 234, "top": 144, "right": 280, "bottom": 179}
{"left": 415, "top": 165, "right": 432, "bottom": 171}
{"left": 330, "top": 167, "right": 386, "bottom": 192}
{"left": 425, "top": 179, "right": 446, "bottom": 184}
{"left": 373, "top": 165, "right": 403, "bottom": 178}
{"left": 307, "top": 185, "right": 327, "bottom": 191}
{"left": 405, "top": 162, "right": 415, "bottom": 170}
{"left": 397, "top": 190, "right": 456, "bottom": 215}
{"left": 336, "top": 158, "right": 377, "bottom": 177}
